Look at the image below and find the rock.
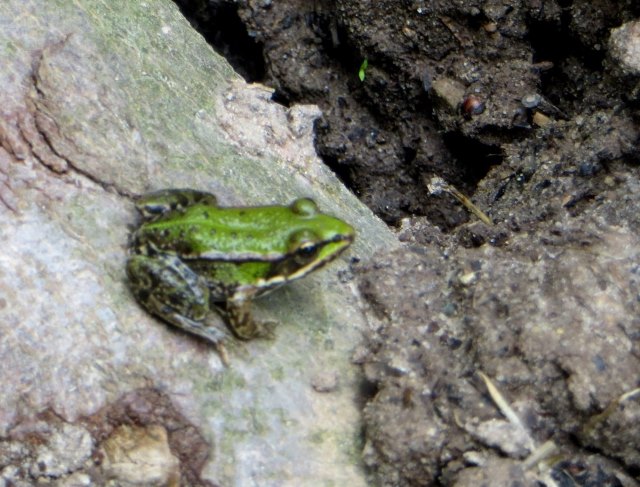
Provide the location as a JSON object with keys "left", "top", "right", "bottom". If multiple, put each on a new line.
{"left": 29, "top": 424, "right": 93, "bottom": 478}
{"left": 100, "top": 425, "right": 180, "bottom": 487}
{"left": 609, "top": 20, "right": 640, "bottom": 76}
{"left": 0, "top": 1, "right": 396, "bottom": 486}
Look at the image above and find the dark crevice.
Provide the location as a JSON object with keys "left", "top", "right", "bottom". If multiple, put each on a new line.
{"left": 526, "top": 12, "right": 605, "bottom": 116}
{"left": 174, "top": 0, "right": 265, "bottom": 82}
{"left": 314, "top": 118, "right": 359, "bottom": 193}
{"left": 322, "top": 21, "right": 363, "bottom": 74}
{"left": 628, "top": 464, "right": 640, "bottom": 479}
{"left": 356, "top": 378, "right": 379, "bottom": 408}
{"left": 270, "top": 89, "right": 291, "bottom": 108}
{"left": 443, "top": 134, "right": 503, "bottom": 190}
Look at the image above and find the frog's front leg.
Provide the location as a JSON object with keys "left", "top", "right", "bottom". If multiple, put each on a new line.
{"left": 224, "top": 294, "right": 276, "bottom": 340}
{"left": 126, "top": 253, "right": 228, "bottom": 345}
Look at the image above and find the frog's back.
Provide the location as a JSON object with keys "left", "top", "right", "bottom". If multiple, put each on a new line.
{"left": 137, "top": 203, "right": 343, "bottom": 260}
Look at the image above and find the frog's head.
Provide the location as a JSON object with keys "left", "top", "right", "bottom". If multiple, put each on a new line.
{"left": 268, "top": 198, "right": 355, "bottom": 282}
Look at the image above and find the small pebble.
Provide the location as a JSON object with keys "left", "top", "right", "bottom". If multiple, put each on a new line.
{"left": 422, "top": 67, "right": 432, "bottom": 92}
{"left": 462, "top": 95, "right": 485, "bottom": 115}
{"left": 521, "top": 93, "right": 541, "bottom": 108}
{"left": 483, "top": 22, "right": 498, "bottom": 33}
{"left": 532, "top": 111, "right": 551, "bottom": 127}
{"left": 311, "top": 371, "right": 339, "bottom": 393}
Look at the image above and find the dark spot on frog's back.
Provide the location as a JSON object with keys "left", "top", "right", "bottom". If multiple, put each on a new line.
{"left": 202, "top": 210, "right": 210, "bottom": 219}
{"left": 133, "top": 286, "right": 151, "bottom": 302}
{"left": 177, "top": 192, "right": 190, "bottom": 208}
{"left": 176, "top": 241, "right": 193, "bottom": 254}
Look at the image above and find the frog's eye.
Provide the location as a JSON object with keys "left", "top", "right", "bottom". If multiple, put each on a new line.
{"left": 297, "top": 241, "right": 318, "bottom": 258}
{"left": 290, "top": 198, "right": 318, "bottom": 217}
{"left": 289, "top": 230, "right": 320, "bottom": 260}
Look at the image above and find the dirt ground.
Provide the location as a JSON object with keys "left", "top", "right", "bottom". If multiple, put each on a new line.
{"left": 176, "top": 1, "right": 640, "bottom": 485}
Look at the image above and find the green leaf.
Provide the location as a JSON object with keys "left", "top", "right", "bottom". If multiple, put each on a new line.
{"left": 358, "top": 58, "right": 368, "bottom": 82}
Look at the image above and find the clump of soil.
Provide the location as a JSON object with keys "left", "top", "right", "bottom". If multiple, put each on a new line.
{"left": 176, "top": 0, "right": 639, "bottom": 226}
{"left": 175, "top": 0, "right": 640, "bottom": 485}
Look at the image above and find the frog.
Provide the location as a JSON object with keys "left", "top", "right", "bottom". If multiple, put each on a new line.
{"left": 126, "top": 189, "right": 355, "bottom": 347}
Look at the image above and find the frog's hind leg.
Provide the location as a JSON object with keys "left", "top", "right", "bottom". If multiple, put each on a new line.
{"left": 126, "top": 253, "right": 228, "bottom": 345}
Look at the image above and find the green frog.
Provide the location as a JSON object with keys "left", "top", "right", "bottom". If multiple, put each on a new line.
{"left": 126, "top": 189, "right": 355, "bottom": 346}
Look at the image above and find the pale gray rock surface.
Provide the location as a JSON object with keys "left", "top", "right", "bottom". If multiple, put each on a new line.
{"left": 0, "top": 1, "right": 396, "bottom": 485}
{"left": 609, "top": 19, "right": 640, "bottom": 76}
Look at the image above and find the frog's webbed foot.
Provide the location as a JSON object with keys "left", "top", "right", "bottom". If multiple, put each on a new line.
{"left": 126, "top": 253, "right": 229, "bottom": 349}
{"left": 224, "top": 297, "right": 276, "bottom": 340}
